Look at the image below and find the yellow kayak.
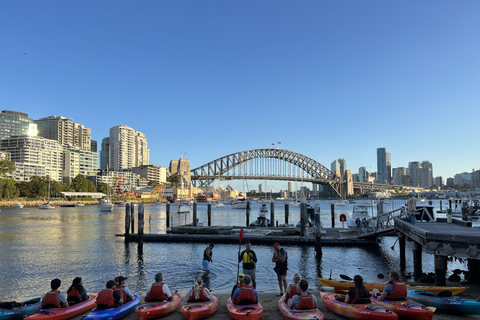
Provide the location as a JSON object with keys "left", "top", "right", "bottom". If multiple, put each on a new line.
{"left": 318, "top": 278, "right": 467, "bottom": 296}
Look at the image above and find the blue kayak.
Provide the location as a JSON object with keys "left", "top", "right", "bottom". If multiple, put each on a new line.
{"left": 83, "top": 292, "right": 140, "bottom": 320}
{"left": 0, "top": 298, "right": 42, "bottom": 320}
{"left": 407, "top": 289, "right": 480, "bottom": 315}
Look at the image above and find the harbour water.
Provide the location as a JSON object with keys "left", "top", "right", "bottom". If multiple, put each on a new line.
{"left": 0, "top": 199, "right": 471, "bottom": 300}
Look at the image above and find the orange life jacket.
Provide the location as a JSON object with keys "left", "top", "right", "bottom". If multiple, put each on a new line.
{"left": 115, "top": 288, "right": 128, "bottom": 302}
{"left": 234, "top": 286, "right": 257, "bottom": 305}
{"left": 42, "top": 291, "right": 61, "bottom": 309}
{"left": 189, "top": 287, "right": 207, "bottom": 301}
{"left": 67, "top": 288, "right": 82, "bottom": 301}
{"left": 147, "top": 283, "right": 166, "bottom": 301}
{"left": 287, "top": 284, "right": 298, "bottom": 300}
{"left": 387, "top": 281, "right": 407, "bottom": 300}
{"left": 296, "top": 294, "right": 315, "bottom": 310}
{"left": 96, "top": 289, "right": 116, "bottom": 307}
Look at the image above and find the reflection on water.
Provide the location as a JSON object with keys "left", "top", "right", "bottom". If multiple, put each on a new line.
{"left": 0, "top": 200, "right": 471, "bottom": 300}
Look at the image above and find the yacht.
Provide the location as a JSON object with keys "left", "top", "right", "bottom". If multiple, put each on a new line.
{"left": 215, "top": 201, "right": 225, "bottom": 208}
{"left": 231, "top": 199, "right": 248, "bottom": 209}
{"left": 39, "top": 201, "right": 55, "bottom": 210}
{"left": 347, "top": 204, "right": 373, "bottom": 228}
{"left": 99, "top": 198, "right": 114, "bottom": 212}
{"left": 12, "top": 203, "right": 24, "bottom": 209}
{"left": 176, "top": 200, "right": 191, "bottom": 213}
{"left": 259, "top": 203, "right": 268, "bottom": 212}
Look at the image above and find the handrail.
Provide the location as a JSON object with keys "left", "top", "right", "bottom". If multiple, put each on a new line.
{"left": 358, "top": 207, "right": 408, "bottom": 236}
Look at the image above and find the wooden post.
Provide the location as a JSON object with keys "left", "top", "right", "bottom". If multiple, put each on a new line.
{"left": 300, "top": 198, "right": 307, "bottom": 237}
{"left": 284, "top": 203, "right": 289, "bottom": 225}
{"left": 193, "top": 200, "right": 197, "bottom": 227}
{"left": 330, "top": 203, "right": 335, "bottom": 228}
{"left": 207, "top": 202, "right": 212, "bottom": 226}
{"left": 434, "top": 255, "right": 447, "bottom": 286}
{"left": 130, "top": 202, "right": 135, "bottom": 234}
{"left": 467, "top": 259, "right": 480, "bottom": 284}
{"left": 314, "top": 210, "right": 322, "bottom": 253}
{"left": 449, "top": 199, "right": 452, "bottom": 210}
{"left": 399, "top": 233, "right": 406, "bottom": 271}
{"left": 440, "top": 200, "right": 442, "bottom": 212}
{"left": 270, "top": 200, "right": 275, "bottom": 227}
{"left": 246, "top": 201, "right": 250, "bottom": 227}
{"left": 138, "top": 204, "right": 144, "bottom": 244}
{"left": 166, "top": 202, "right": 170, "bottom": 228}
{"left": 125, "top": 203, "right": 131, "bottom": 239}
{"left": 413, "top": 242, "right": 423, "bottom": 281}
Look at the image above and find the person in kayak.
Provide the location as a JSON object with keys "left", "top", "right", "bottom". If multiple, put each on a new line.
{"left": 288, "top": 279, "right": 317, "bottom": 310}
{"left": 286, "top": 273, "right": 301, "bottom": 304}
{"left": 145, "top": 272, "right": 172, "bottom": 302}
{"left": 41, "top": 278, "right": 69, "bottom": 309}
{"left": 96, "top": 280, "right": 123, "bottom": 309}
{"left": 272, "top": 243, "right": 288, "bottom": 296}
{"left": 371, "top": 271, "right": 407, "bottom": 301}
{"left": 238, "top": 241, "right": 257, "bottom": 289}
{"left": 201, "top": 244, "right": 214, "bottom": 277}
{"left": 344, "top": 275, "right": 371, "bottom": 304}
{"left": 232, "top": 275, "right": 258, "bottom": 305}
{"left": 184, "top": 276, "right": 214, "bottom": 302}
{"left": 114, "top": 276, "right": 133, "bottom": 302}
{"left": 231, "top": 273, "right": 245, "bottom": 298}
{"left": 66, "top": 277, "right": 89, "bottom": 305}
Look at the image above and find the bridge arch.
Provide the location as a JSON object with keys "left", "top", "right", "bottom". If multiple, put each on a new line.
{"left": 190, "top": 148, "right": 341, "bottom": 196}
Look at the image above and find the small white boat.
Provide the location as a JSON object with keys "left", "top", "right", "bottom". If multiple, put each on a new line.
{"left": 12, "top": 203, "right": 24, "bottom": 208}
{"left": 75, "top": 202, "right": 85, "bottom": 207}
{"left": 259, "top": 203, "right": 268, "bottom": 212}
{"left": 347, "top": 204, "right": 373, "bottom": 228}
{"left": 177, "top": 200, "right": 190, "bottom": 213}
{"left": 215, "top": 201, "right": 224, "bottom": 208}
{"left": 39, "top": 201, "right": 55, "bottom": 209}
{"left": 231, "top": 199, "right": 247, "bottom": 209}
{"left": 99, "top": 198, "right": 114, "bottom": 212}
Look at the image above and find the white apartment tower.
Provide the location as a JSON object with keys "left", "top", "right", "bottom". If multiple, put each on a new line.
{"left": 109, "top": 125, "right": 150, "bottom": 171}
{"left": 35, "top": 116, "right": 92, "bottom": 151}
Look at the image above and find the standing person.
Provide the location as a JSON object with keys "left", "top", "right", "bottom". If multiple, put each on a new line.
{"left": 371, "top": 271, "right": 407, "bottom": 301}
{"left": 272, "top": 243, "right": 288, "bottom": 296}
{"left": 344, "top": 275, "right": 371, "bottom": 304}
{"left": 201, "top": 244, "right": 214, "bottom": 277}
{"left": 114, "top": 276, "right": 133, "bottom": 302}
{"left": 407, "top": 194, "right": 417, "bottom": 224}
{"left": 66, "top": 277, "right": 89, "bottom": 305}
{"left": 41, "top": 278, "right": 69, "bottom": 309}
{"left": 287, "top": 279, "right": 317, "bottom": 310}
{"left": 96, "top": 280, "right": 123, "bottom": 309}
{"left": 232, "top": 275, "right": 258, "bottom": 305}
{"left": 145, "top": 272, "right": 172, "bottom": 302}
{"left": 238, "top": 241, "right": 257, "bottom": 289}
{"left": 184, "top": 277, "right": 214, "bottom": 302}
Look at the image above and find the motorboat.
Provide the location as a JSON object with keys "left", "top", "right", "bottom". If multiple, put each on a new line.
{"left": 347, "top": 204, "right": 372, "bottom": 228}
{"left": 177, "top": 200, "right": 190, "bottom": 213}
{"left": 231, "top": 199, "right": 247, "bottom": 209}
{"left": 60, "top": 203, "right": 76, "bottom": 207}
{"left": 99, "top": 198, "right": 114, "bottom": 212}
{"left": 249, "top": 211, "right": 270, "bottom": 227}
{"left": 75, "top": 202, "right": 85, "bottom": 207}
{"left": 12, "top": 203, "right": 24, "bottom": 208}
{"left": 38, "top": 201, "right": 55, "bottom": 210}
{"left": 215, "top": 201, "right": 224, "bottom": 207}
{"left": 259, "top": 203, "right": 268, "bottom": 212}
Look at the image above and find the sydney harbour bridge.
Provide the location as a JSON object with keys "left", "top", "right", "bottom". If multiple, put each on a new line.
{"left": 190, "top": 148, "right": 401, "bottom": 197}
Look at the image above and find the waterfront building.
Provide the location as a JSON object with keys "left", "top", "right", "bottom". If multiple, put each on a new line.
{"left": 0, "top": 110, "right": 37, "bottom": 140}
{"left": 131, "top": 164, "right": 167, "bottom": 184}
{"left": 109, "top": 125, "right": 150, "bottom": 172}
{"left": 420, "top": 161, "right": 433, "bottom": 188}
{"left": 447, "top": 177, "right": 455, "bottom": 188}
{"left": 454, "top": 172, "right": 471, "bottom": 186}
{"left": 88, "top": 169, "right": 148, "bottom": 190}
{"left": 100, "top": 137, "right": 109, "bottom": 170}
{"left": 287, "top": 181, "right": 293, "bottom": 198}
{"left": 434, "top": 176, "right": 445, "bottom": 187}
{"left": 376, "top": 148, "right": 387, "bottom": 184}
{"left": 63, "top": 147, "right": 98, "bottom": 184}
{"left": 0, "top": 136, "right": 63, "bottom": 182}
{"left": 408, "top": 161, "right": 421, "bottom": 187}
{"left": 358, "top": 166, "right": 368, "bottom": 183}
{"left": 35, "top": 116, "right": 92, "bottom": 151}
{"left": 401, "top": 174, "right": 411, "bottom": 186}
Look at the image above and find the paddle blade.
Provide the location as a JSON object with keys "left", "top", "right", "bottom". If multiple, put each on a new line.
{"left": 427, "top": 306, "right": 436, "bottom": 313}
{"left": 339, "top": 274, "right": 352, "bottom": 281}
{"left": 239, "top": 228, "right": 244, "bottom": 243}
{"left": 377, "top": 273, "right": 385, "bottom": 279}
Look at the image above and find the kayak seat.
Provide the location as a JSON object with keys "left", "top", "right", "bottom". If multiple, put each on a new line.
{"left": 437, "top": 290, "right": 453, "bottom": 297}
{"left": 42, "top": 304, "right": 59, "bottom": 309}
{"left": 188, "top": 298, "right": 207, "bottom": 303}
{"left": 67, "top": 296, "right": 81, "bottom": 306}
{"left": 0, "top": 301, "right": 22, "bottom": 309}
{"left": 387, "top": 297, "right": 407, "bottom": 301}
{"left": 146, "top": 298, "right": 164, "bottom": 302}
{"left": 353, "top": 298, "right": 371, "bottom": 304}
{"left": 237, "top": 299, "right": 256, "bottom": 305}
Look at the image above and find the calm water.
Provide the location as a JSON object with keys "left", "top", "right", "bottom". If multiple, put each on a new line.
{"left": 0, "top": 199, "right": 471, "bottom": 300}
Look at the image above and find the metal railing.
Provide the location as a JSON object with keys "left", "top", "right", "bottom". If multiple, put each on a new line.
{"left": 358, "top": 207, "right": 408, "bottom": 237}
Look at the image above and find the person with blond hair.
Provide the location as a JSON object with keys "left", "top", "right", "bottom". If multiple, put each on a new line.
{"left": 184, "top": 277, "right": 214, "bottom": 302}
{"left": 286, "top": 273, "right": 301, "bottom": 304}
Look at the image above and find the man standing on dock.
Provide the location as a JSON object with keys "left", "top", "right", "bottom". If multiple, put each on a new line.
{"left": 272, "top": 242, "right": 288, "bottom": 296}
{"left": 238, "top": 241, "right": 257, "bottom": 288}
{"left": 407, "top": 194, "right": 417, "bottom": 225}
{"left": 201, "top": 244, "right": 214, "bottom": 277}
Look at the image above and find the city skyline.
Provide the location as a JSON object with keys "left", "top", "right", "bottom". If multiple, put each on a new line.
{"left": 1, "top": 1, "right": 479, "bottom": 182}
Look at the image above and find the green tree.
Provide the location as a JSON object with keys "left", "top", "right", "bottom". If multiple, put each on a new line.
{"left": 0, "top": 160, "right": 15, "bottom": 178}
{"left": 97, "top": 182, "right": 112, "bottom": 195}
{"left": 148, "top": 180, "right": 160, "bottom": 187}
{"left": 167, "top": 174, "right": 180, "bottom": 187}
{"left": 2, "top": 179, "right": 19, "bottom": 199}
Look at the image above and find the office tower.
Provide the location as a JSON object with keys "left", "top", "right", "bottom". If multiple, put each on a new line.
{"left": 35, "top": 116, "right": 92, "bottom": 150}
{"left": 471, "top": 171, "right": 480, "bottom": 187}
{"left": 420, "top": 161, "right": 433, "bottom": 188}
{"left": 386, "top": 152, "right": 391, "bottom": 183}
{"left": 393, "top": 167, "right": 406, "bottom": 185}
{"left": 446, "top": 178, "right": 454, "bottom": 188}
{"left": 358, "top": 166, "right": 368, "bottom": 182}
{"left": 63, "top": 147, "right": 98, "bottom": 183}
{"left": 0, "top": 110, "right": 37, "bottom": 139}
{"left": 401, "top": 175, "right": 411, "bottom": 186}
{"left": 91, "top": 140, "right": 97, "bottom": 153}
{"left": 109, "top": 125, "right": 150, "bottom": 171}
{"left": 434, "top": 176, "right": 445, "bottom": 187}
{"left": 331, "top": 160, "right": 340, "bottom": 175}
{"left": 100, "top": 137, "right": 110, "bottom": 170}
{"left": 287, "top": 181, "right": 293, "bottom": 198}
{"left": 259, "top": 184, "right": 263, "bottom": 193}
{"left": 338, "top": 158, "right": 346, "bottom": 178}
{"left": 0, "top": 136, "right": 63, "bottom": 182}
{"left": 377, "top": 148, "right": 387, "bottom": 184}
{"left": 408, "top": 161, "right": 421, "bottom": 187}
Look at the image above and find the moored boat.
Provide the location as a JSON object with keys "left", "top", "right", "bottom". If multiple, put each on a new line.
{"left": 0, "top": 298, "right": 41, "bottom": 320}
{"left": 407, "top": 289, "right": 480, "bottom": 315}
{"left": 317, "top": 278, "right": 467, "bottom": 295}
{"left": 83, "top": 292, "right": 140, "bottom": 320}
{"left": 231, "top": 199, "right": 247, "bottom": 209}
{"left": 320, "top": 291, "right": 397, "bottom": 320}
{"left": 227, "top": 298, "right": 263, "bottom": 320}
{"left": 12, "top": 203, "right": 24, "bottom": 209}
{"left": 371, "top": 297, "right": 433, "bottom": 320}
{"left": 278, "top": 292, "right": 324, "bottom": 320}
{"left": 135, "top": 292, "right": 181, "bottom": 320}
{"left": 25, "top": 294, "right": 97, "bottom": 320}
{"left": 180, "top": 293, "right": 218, "bottom": 320}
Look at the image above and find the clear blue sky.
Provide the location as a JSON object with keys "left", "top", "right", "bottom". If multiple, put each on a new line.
{"left": 1, "top": 1, "right": 479, "bottom": 189}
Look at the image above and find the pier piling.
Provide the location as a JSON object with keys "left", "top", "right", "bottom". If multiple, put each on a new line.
{"left": 138, "top": 204, "right": 144, "bottom": 244}
{"left": 399, "top": 233, "right": 406, "bottom": 271}
{"left": 125, "top": 203, "right": 131, "bottom": 239}
{"left": 300, "top": 198, "right": 307, "bottom": 237}
{"left": 207, "top": 203, "right": 212, "bottom": 226}
{"left": 314, "top": 211, "right": 321, "bottom": 253}
{"left": 166, "top": 202, "right": 170, "bottom": 228}
{"left": 330, "top": 204, "right": 335, "bottom": 228}
{"left": 434, "top": 255, "right": 447, "bottom": 286}
{"left": 246, "top": 201, "right": 250, "bottom": 227}
{"left": 413, "top": 242, "right": 423, "bottom": 281}
{"left": 270, "top": 200, "right": 275, "bottom": 227}
{"left": 130, "top": 203, "right": 135, "bottom": 233}
{"left": 193, "top": 200, "right": 197, "bottom": 227}
{"left": 284, "top": 203, "right": 289, "bottom": 225}
{"left": 467, "top": 259, "right": 480, "bottom": 284}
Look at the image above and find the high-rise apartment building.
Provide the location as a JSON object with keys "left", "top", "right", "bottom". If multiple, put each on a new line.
{"left": 91, "top": 140, "right": 97, "bottom": 153}
{"left": 0, "top": 110, "right": 37, "bottom": 139}
{"left": 471, "top": 170, "right": 480, "bottom": 187}
{"left": 100, "top": 137, "right": 110, "bottom": 170}
{"left": 408, "top": 161, "right": 421, "bottom": 187}
{"left": 420, "top": 161, "right": 433, "bottom": 188}
{"left": 63, "top": 147, "right": 98, "bottom": 184}
{"left": 131, "top": 165, "right": 167, "bottom": 184}
{"left": 258, "top": 184, "right": 263, "bottom": 193}
{"left": 434, "top": 176, "right": 445, "bottom": 187}
{"left": 109, "top": 125, "right": 150, "bottom": 171}
{"left": 35, "top": 116, "right": 92, "bottom": 151}
{"left": 377, "top": 148, "right": 387, "bottom": 184}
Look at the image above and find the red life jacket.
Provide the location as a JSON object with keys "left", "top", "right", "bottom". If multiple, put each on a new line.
{"left": 147, "top": 283, "right": 166, "bottom": 301}
{"left": 387, "top": 281, "right": 407, "bottom": 300}
{"left": 296, "top": 294, "right": 315, "bottom": 310}
{"left": 115, "top": 288, "right": 128, "bottom": 302}
{"left": 67, "top": 288, "right": 82, "bottom": 301}
{"left": 234, "top": 286, "right": 257, "bottom": 305}
{"left": 189, "top": 287, "right": 207, "bottom": 301}
{"left": 287, "top": 284, "right": 298, "bottom": 300}
{"left": 42, "top": 291, "right": 61, "bottom": 309}
{"left": 96, "top": 289, "right": 116, "bottom": 307}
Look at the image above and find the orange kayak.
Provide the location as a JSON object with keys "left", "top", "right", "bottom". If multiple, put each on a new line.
{"left": 320, "top": 291, "right": 397, "bottom": 320}
{"left": 318, "top": 278, "right": 467, "bottom": 295}
{"left": 135, "top": 292, "right": 181, "bottom": 320}
{"left": 371, "top": 298, "right": 434, "bottom": 320}
{"left": 227, "top": 298, "right": 263, "bottom": 320}
{"left": 25, "top": 294, "right": 97, "bottom": 320}
{"left": 278, "top": 292, "right": 324, "bottom": 320}
{"left": 180, "top": 294, "right": 218, "bottom": 320}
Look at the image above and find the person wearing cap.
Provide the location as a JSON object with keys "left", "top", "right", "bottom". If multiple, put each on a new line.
{"left": 96, "top": 280, "right": 123, "bottom": 309}
{"left": 114, "top": 276, "right": 133, "bottom": 302}
{"left": 201, "top": 244, "right": 214, "bottom": 277}
{"left": 272, "top": 243, "right": 288, "bottom": 296}
{"left": 231, "top": 273, "right": 245, "bottom": 298}
{"left": 145, "top": 272, "right": 172, "bottom": 302}
{"left": 238, "top": 241, "right": 257, "bottom": 289}
{"left": 41, "top": 278, "right": 69, "bottom": 309}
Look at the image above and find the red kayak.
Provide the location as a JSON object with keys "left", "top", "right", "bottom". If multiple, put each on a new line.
{"left": 371, "top": 297, "right": 434, "bottom": 320}
{"left": 227, "top": 298, "right": 263, "bottom": 320}
{"left": 135, "top": 292, "right": 181, "bottom": 320}
{"left": 25, "top": 294, "right": 97, "bottom": 320}
{"left": 180, "top": 294, "right": 218, "bottom": 320}
{"left": 320, "top": 291, "right": 397, "bottom": 320}
{"left": 278, "top": 292, "right": 324, "bottom": 320}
